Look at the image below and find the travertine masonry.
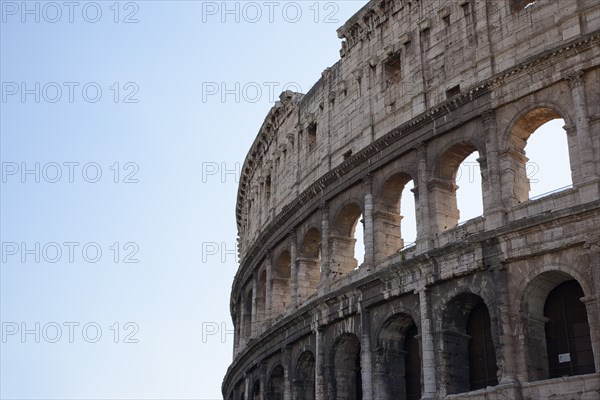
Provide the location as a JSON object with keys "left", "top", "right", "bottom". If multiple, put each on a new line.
{"left": 224, "top": 0, "right": 600, "bottom": 399}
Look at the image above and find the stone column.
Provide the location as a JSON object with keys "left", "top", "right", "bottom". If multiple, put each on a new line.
{"left": 363, "top": 174, "right": 375, "bottom": 268}
{"left": 284, "top": 345, "right": 292, "bottom": 400}
{"left": 568, "top": 71, "right": 596, "bottom": 179}
{"left": 568, "top": 71, "right": 600, "bottom": 202}
{"left": 491, "top": 264, "right": 519, "bottom": 384}
{"left": 417, "top": 287, "right": 436, "bottom": 399}
{"left": 373, "top": 210, "right": 403, "bottom": 262}
{"left": 290, "top": 230, "right": 298, "bottom": 310}
{"left": 261, "top": 360, "right": 268, "bottom": 400}
{"left": 360, "top": 309, "right": 374, "bottom": 399}
{"left": 244, "top": 375, "right": 251, "bottom": 400}
{"left": 428, "top": 177, "right": 458, "bottom": 234}
{"left": 319, "top": 203, "right": 331, "bottom": 295}
{"left": 482, "top": 110, "right": 505, "bottom": 229}
{"left": 265, "top": 251, "right": 273, "bottom": 326}
{"left": 415, "top": 143, "right": 433, "bottom": 252}
{"left": 315, "top": 325, "right": 326, "bottom": 400}
{"left": 584, "top": 240, "right": 600, "bottom": 372}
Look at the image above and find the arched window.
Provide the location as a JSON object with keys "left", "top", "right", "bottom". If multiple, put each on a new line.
{"left": 375, "top": 173, "right": 417, "bottom": 261}
{"left": 544, "top": 280, "right": 595, "bottom": 378}
{"left": 267, "top": 365, "right": 285, "bottom": 400}
{"left": 293, "top": 351, "right": 316, "bottom": 400}
{"left": 456, "top": 152, "right": 483, "bottom": 224}
{"left": 298, "top": 228, "right": 321, "bottom": 302}
{"left": 466, "top": 303, "right": 499, "bottom": 390}
{"left": 331, "top": 203, "right": 364, "bottom": 279}
{"left": 334, "top": 334, "right": 362, "bottom": 400}
{"left": 523, "top": 118, "right": 572, "bottom": 199}
{"left": 400, "top": 181, "right": 417, "bottom": 247}
{"left": 354, "top": 213, "right": 365, "bottom": 266}
{"left": 504, "top": 108, "right": 573, "bottom": 204}
{"left": 432, "top": 142, "right": 484, "bottom": 233}
{"left": 272, "top": 251, "right": 291, "bottom": 317}
{"left": 443, "top": 293, "right": 498, "bottom": 394}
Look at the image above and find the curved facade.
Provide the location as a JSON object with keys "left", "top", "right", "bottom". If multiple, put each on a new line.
{"left": 224, "top": 0, "right": 600, "bottom": 399}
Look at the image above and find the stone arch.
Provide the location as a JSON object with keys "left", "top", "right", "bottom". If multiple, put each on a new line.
{"left": 502, "top": 101, "right": 573, "bottom": 145}
{"left": 518, "top": 269, "right": 597, "bottom": 381}
{"left": 330, "top": 201, "right": 364, "bottom": 279}
{"left": 431, "top": 140, "right": 486, "bottom": 233}
{"left": 267, "top": 364, "right": 285, "bottom": 400}
{"left": 502, "top": 105, "right": 575, "bottom": 204}
{"left": 293, "top": 350, "right": 316, "bottom": 400}
{"left": 441, "top": 292, "right": 499, "bottom": 395}
{"left": 332, "top": 333, "right": 362, "bottom": 400}
{"left": 373, "top": 312, "right": 422, "bottom": 400}
{"left": 272, "top": 250, "right": 292, "bottom": 317}
{"left": 297, "top": 227, "right": 321, "bottom": 302}
{"left": 374, "top": 171, "right": 417, "bottom": 260}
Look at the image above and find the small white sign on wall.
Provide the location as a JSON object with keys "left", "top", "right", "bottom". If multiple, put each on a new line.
{"left": 558, "top": 353, "right": 571, "bottom": 363}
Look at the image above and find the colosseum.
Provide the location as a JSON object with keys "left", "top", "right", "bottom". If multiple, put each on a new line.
{"left": 223, "top": 0, "right": 600, "bottom": 398}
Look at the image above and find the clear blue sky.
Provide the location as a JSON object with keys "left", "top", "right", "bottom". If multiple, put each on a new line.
{"left": 0, "top": 1, "right": 571, "bottom": 399}
{"left": 0, "top": 1, "right": 369, "bottom": 398}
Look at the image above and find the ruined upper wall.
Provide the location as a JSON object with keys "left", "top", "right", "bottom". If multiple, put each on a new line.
{"left": 235, "top": 0, "right": 600, "bottom": 259}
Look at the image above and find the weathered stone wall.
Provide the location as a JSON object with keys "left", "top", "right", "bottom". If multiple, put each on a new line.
{"left": 225, "top": 0, "right": 600, "bottom": 398}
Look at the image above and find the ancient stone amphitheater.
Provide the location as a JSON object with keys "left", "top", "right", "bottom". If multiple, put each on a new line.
{"left": 223, "top": 0, "right": 600, "bottom": 398}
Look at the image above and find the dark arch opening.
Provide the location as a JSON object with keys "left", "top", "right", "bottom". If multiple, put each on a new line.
{"left": 374, "top": 313, "right": 421, "bottom": 400}
{"left": 404, "top": 323, "right": 421, "bottom": 400}
{"left": 333, "top": 333, "right": 362, "bottom": 400}
{"left": 544, "top": 280, "right": 595, "bottom": 378}
{"left": 243, "top": 289, "right": 253, "bottom": 339}
{"left": 466, "top": 303, "right": 499, "bottom": 390}
{"left": 443, "top": 293, "right": 498, "bottom": 394}
{"left": 257, "top": 270, "right": 267, "bottom": 330}
{"left": 251, "top": 380, "right": 261, "bottom": 400}
{"left": 293, "top": 351, "right": 316, "bottom": 400}
{"left": 267, "top": 365, "right": 285, "bottom": 400}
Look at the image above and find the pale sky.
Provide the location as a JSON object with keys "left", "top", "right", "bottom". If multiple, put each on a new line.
{"left": 0, "top": 1, "right": 571, "bottom": 399}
